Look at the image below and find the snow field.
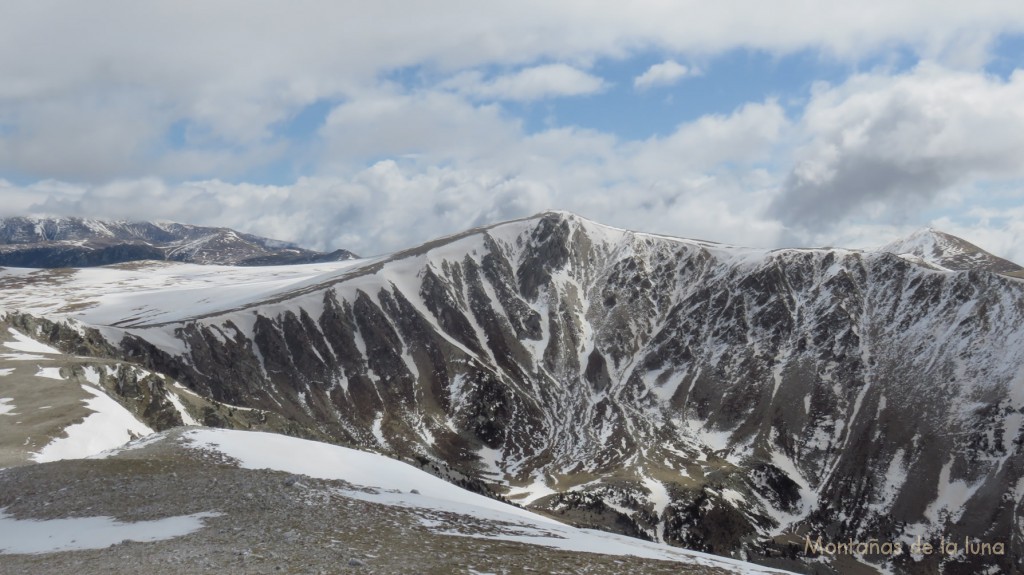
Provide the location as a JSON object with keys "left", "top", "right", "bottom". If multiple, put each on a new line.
{"left": 0, "top": 510, "right": 221, "bottom": 554}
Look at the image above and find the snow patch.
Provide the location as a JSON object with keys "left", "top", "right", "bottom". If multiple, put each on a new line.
{"left": 33, "top": 385, "right": 154, "bottom": 462}
{"left": 721, "top": 488, "right": 746, "bottom": 505}
{"left": 475, "top": 446, "right": 504, "bottom": 478}
{"left": 685, "top": 419, "right": 732, "bottom": 453}
{"left": 371, "top": 412, "right": 387, "bottom": 447}
{"left": 870, "top": 449, "right": 908, "bottom": 514}
{"left": 642, "top": 475, "right": 670, "bottom": 543}
{"left": 171, "top": 382, "right": 201, "bottom": 398}
{"left": 764, "top": 450, "right": 818, "bottom": 533}
{"left": 643, "top": 368, "right": 686, "bottom": 403}
{"left": 0, "top": 353, "right": 47, "bottom": 361}
{"left": 505, "top": 476, "right": 557, "bottom": 505}
{"left": 35, "top": 367, "right": 64, "bottom": 381}
{"left": 924, "top": 458, "right": 982, "bottom": 524}
{"left": 0, "top": 509, "right": 220, "bottom": 554}
{"left": 82, "top": 366, "right": 101, "bottom": 385}
{"left": 1002, "top": 411, "right": 1023, "bottom": 456}
{"left": 167, "top": 393, "right": 199, "bottom": 426}
{"left": 91, "top": 433, "right": 168, "bottom": 459}
{"left": 4, "top": 329, "right": 60, "bottom": 355}
{"left": 184, "top": 428, "right": 548, "bottom": 524}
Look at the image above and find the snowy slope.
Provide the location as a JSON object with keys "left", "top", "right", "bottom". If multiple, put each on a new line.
{"left": 0, "top": 259, "right": 370, "bottom": 328}
{"left": 0, "top": 326, "right": 157, "bottom": 465}
{"left": 32, "top": 384, "right": 154, "bottom": 463}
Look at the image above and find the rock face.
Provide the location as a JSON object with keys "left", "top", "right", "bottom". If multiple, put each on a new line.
{"left": 0, "top": 216, "right": 357, "bottom": 267}
{"left": 6, "top": 211, "right": 1024, "bottom": 574}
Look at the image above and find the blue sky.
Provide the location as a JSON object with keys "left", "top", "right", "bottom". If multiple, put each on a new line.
{"left": 2, "top": 2, "right": 1024, "bottom": 261}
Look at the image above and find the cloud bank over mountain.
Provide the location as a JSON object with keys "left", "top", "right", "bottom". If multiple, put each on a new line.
{"left": 1, "top": 2, "right": 1023, "bottom": 261}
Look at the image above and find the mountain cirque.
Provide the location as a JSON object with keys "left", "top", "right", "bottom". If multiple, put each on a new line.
{"left": 2, "top": 211, "right": 1023, "bottom": 574}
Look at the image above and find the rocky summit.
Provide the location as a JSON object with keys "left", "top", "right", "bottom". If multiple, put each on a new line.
{"left": 2, "top": 211, "right": 1022, "bottom": 574}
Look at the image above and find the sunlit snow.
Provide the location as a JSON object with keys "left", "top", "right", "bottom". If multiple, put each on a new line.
{"left": 34, "top": 367, "right": 64, "bottom": 381}
{"left": 33, "top": 385, "right": 154, "bottom": 463}
{"left": 3, "top": 328, "right": 60, "bottom": 355}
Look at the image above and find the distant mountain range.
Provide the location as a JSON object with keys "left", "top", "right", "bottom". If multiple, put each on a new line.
{"left": 0, "top": 217, "right": 357, "bottom": 267}
{"left": 2, "top": 211, "right": 1022, "bottom": 574}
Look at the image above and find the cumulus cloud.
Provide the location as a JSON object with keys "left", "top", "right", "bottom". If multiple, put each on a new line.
{"left": 1, "top": 3, "right": 1024, "bottom": 266}
{"left": 446, "top": 64, "right": 607, "bottom": 101}
{"left": 1, "top": 2, "right": 1023, "bottom": 181}
{"left": 319, "top": 90, "right": 520, "bottom": 168}
{"left": 626, "top": 101, "right": 788, "bottom": 177}
{"left": 1, "top": 170, "right": 785, "bottom": 258}
{"left": 0, "top": 168, "right": 558, "bottom": 256}
{"left": 771, "top": 64, "right": 1024, "bottom": 227}
{"left": 633, "top": 60, "right": 696, "bottom": 90}
{"left": 1, "top": 94, "right": 795, "bottom": 255}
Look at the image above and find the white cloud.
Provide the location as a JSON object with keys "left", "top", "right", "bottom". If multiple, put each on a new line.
{"left": 447, "top": 64, "right": 607, "bottom": 101}
{"left": 626, "top": 101, "right": 788, "bottom": 177}
{"left": 633, "top": 60, "right": 696, "bottom": 90}
{"left": 318, "top": 90, "right": 521, "bottom": 169}
{"left": 1, "top": 4, "right": 1023, "bottom": 266}
{"left": 0, "top": 168, "right": 786, "bottom": 258}
{"left": 1, "top": 2, "right": 1023, "bottom": 181}
{"left": 772, "top": 63, "right": 1024, "bottom": 226}
{"left": 0, "top": 94, "right": 793, "bottom": 255}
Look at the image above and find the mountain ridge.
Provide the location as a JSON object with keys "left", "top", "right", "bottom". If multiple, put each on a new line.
{"left": 0, "top": 216, "right": 358, "bottom": 267}
{"left": 2, "top": 211, "right": 1023, "bottom": 574}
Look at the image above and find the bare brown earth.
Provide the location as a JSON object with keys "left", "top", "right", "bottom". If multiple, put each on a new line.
{"left": 0, "top": 329, "right": 104, "bottom": 468}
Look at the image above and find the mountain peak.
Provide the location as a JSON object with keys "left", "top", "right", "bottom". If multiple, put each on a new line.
{"left": 880, "top": 227, "right": 1022, "bottom": 275}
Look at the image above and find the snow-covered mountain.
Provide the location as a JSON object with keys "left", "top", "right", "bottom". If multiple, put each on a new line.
{"left": 880, "top": 227, "right": 1023, "bottom": 275}
{"left": 3, "top": 211, "right": 1022, "bottom": 574}
{"left": 0, "top": 322, "right": 792, "bottom": 574}
{"left": 0, "top": 216, "right": 357, "bottom": 267}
